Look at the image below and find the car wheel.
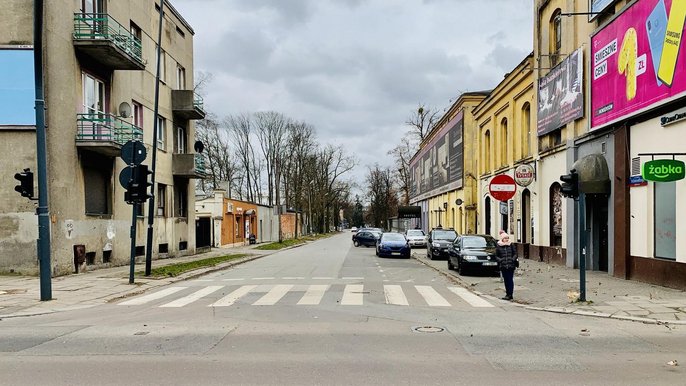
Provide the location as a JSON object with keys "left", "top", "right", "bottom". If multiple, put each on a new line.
{"left": 456, "top": 260, "right": 462, "bottom": 275}
{"left": 353, "top": 240, "right": 359, "bottom": 247}
{"left": 447, "top": 258, "right": 454, "bottom": 270}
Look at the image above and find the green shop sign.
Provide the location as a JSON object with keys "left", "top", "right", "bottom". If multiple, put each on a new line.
{"left": 641, "top": 159, "right": 685, "bottom": 182}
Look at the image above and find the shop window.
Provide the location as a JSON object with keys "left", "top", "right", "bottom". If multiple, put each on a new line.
{"left": 654, "top": 182, "right": 676, "bottom": 259}
{"left": 550, "top": 183, "right": 562, "bottom": 246}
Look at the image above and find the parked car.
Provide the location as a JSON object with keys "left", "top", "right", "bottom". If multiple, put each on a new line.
{"left": 426, "top": 228, "right": 458, "bottom": 260}
{"left": 405, "top": 229, "right": 427, "bottom": 248}
{"left": 351, "top": 227, "right": 358, "bottom": 233}
{"left": 352, "top": 230, "right": 381, "bottom": 247}
{"left": 376, "top": 232, "right": 411, "bottom": 258}
{"left": 447, "top": 234, "right": 500, "bottom": 276}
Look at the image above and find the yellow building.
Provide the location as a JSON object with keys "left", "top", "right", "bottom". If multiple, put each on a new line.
{"left": 409, "top": 92, "right": 488, "bottom": 234}
{"left": 473, "top": 54, "right": 535, "bottom": 246}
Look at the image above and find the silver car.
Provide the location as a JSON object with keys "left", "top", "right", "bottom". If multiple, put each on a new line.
{"left": 405, "top": 229, "right": 427, "bottom": 248}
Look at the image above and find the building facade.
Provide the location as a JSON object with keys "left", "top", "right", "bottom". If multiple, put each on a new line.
{"left": 408, "top": 92, "right": 489, "bottom": 234}
{"left": 0, "top": 1, "right": 205, "bottom": 275}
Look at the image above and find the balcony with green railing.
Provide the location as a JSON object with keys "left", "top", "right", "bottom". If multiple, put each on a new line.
{"left": 172, "top": 152, "right": 207, "bottom": 179}
{"left": 172, "top": 90, "right": 206, "bottom": 120}
{"left": 76, "top": 112, "right": 143, "bottom": 156}
{"left": 73, "top": 13, "right": 145, "bottom": 70}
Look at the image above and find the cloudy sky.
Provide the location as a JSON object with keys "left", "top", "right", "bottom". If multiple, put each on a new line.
{"left": 171, "top": 0, "right": 533, "bottom": 184}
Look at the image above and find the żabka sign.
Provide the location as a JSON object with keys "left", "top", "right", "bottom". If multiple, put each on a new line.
{"left": 591, "top": 0, "right": 686, "bottom": 130}
{"left": 641, "top": 159, "right": 685, "bottom": 182}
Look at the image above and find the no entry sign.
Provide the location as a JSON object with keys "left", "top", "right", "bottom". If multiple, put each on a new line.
{"left": 489, "top": 174, "right": 516, "bottom": 202}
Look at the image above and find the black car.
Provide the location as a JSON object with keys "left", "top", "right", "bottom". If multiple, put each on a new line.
{"left": 352, "top": 230, "right": 381, "bottom": 247}
{"left": 447, "top": 234, "right": 500, "bottom": 276}
{"left": 426, "top": 228, "right": 458, "bottom": 260}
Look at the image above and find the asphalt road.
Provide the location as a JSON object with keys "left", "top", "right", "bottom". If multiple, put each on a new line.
{"left": 1, "top": 233, "right": 684, "bottom": 385}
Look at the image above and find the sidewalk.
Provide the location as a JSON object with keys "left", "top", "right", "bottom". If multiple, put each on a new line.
{"left": 417, "top": 253, "right": 686, "bottom": 325}
{"left": 2, "top": 243, "right": 685, "bottom": 325}
{"left": 0, "top": 244, "right": 272, "bottom": 319}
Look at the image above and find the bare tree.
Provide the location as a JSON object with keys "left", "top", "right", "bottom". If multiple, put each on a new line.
{"left": 254, "top": 111, "right": 289, "bottom": 206}
{"left": 282, "top": 121, "right": 316, "bottom": 237}
{"left": 406, "top": 104, "right": 439, "bottom": 142}
{"left": 195, "top": 112, "right": 241, "bottom": 196}
{"left": 225, "top": 113, "right": 259, "bottom": 202}
{"left": 365, "top": 165, "right": 399, "bottom": 229}
{"left": 388, "top": 133, "right": 417, "bottom": 205}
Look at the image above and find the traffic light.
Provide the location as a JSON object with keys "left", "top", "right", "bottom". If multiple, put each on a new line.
{"left": 14, "top": 169, "right": 34, "bottom": 198}
{"left": 560, "top": 168, "right": 579, "bottom": 198}
{"left": 124, "top": 164, "right": 153, "bottom": 204}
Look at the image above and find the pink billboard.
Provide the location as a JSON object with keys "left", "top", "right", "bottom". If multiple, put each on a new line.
{"left": 591, "top": 0, "right": 686, "bottom": 130}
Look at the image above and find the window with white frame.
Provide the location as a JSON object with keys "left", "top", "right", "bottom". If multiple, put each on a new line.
{"left": 176, "top": 64, "right": 186, "bottom": 90}
{"left": 159, "top": 49, "right": 166, "bottom": 82}
{"left": 157, "top": 115, "right": 166, "bottom": 150}
{"left": 132, "top": 100, "right": 143, "bottom": 129}
{"left": 176, "top": 125, "right": 187, "bottom": 154}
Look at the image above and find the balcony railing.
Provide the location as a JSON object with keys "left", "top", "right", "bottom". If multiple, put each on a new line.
{"left": 76, "top": 112, "right": 143, "bottom": 146}
{"left": 193, "top": 93, "right": 205, "bottom": 112}
{"left": 73, "top": 13, "right": 144, "bottom": 68}
{"left": 171, "top": 90, "right": 206, "bottom": 120}
{"left": 195, "top": 153, "right": 207, "bottom": 176}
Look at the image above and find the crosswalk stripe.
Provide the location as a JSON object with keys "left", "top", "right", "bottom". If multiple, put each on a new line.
{"left": 118, "top": 287, "right": 187, "bottom": 306}
{"left": 448, "top": 287, "right": 494, "bottom": 308}
{"left": 253, "top": 284, "right": 294, "bottom": 306}
{"left": 415, "top": 285, "right": 451, "bottom": 307}
{"left": 159, "top": 286, "right": 223, "bottom": 308}
{"left": 297, "top": 285, "right": 330, "bottom": 305}
{"left": 341, "top": 284, "right": 364, "bottom": 305}
{"left": 209, "top": 285, "right": 256, "bottom": 307}
{"left": 384, "top": 285, "right": 409, "bottom": 306}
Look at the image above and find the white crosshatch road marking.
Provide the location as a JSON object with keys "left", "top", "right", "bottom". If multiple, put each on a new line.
{"left": 415, "top": 285, "right": 451, "bottom": 307}
{"left": 253, "top": 284, "right": 294, "bottom": 306}
{"left": 384, "top": 285, "right": 409, "bottom": 306}
{"left": 448, "top": 286, "right": 495, "bottom": 308}
{"left": 118, "top": 283, "right": 495, "bottom": 309}
{"left": 209, "top": 285, "right": 257, "bottom": 307}
{"left": 160, "top": 286, "right": 223, "bottom": 308}
{"left": 118, "top": 287, "right": 187, "bottom": 306}
{"left": 341, "top": 284, "right": 364, "bottom": 305}
{"left": 297, "top": 285, "right": 330, "bottom": 305}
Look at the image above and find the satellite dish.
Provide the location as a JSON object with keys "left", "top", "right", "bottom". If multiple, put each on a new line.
{"left": 194, "top": 140, "right": 205, "bottom": 153}
{"left": 118, "top": 102, "right": 132, "bottom": 118}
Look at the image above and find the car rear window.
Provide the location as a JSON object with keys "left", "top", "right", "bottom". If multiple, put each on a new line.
{"left": 406, "top": 230, "right": 425, "bottom": 237}
{"left": 433, "top": 230, "right": 457, "bottom": 240}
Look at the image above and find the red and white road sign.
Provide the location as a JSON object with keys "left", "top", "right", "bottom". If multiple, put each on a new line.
{"left": 489, "top": 174, "right": 516, "bottom": 202}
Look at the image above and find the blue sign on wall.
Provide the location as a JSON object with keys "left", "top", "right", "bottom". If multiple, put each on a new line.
{"left": 0, "top": 47, "right": 35, "bottom": 125}
{"left": 590, "top": 0, "right": 615, "bottom": 21}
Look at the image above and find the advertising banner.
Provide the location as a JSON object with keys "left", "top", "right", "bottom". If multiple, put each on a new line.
{"left": 409, "top": 111, "right": 464, "bottom": 202}
{"left": 537, "top": 48, "right": 584, "bottom": 136}
{"left": 0, "top": 46, "right": 35, "bottom": 125}
{"left": 591, "top": 0, "right": 686, "bottom": 130}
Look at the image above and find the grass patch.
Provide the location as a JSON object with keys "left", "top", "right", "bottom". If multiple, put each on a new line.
{"left": 255, "top": 232, "right": 339, "bottom": 250}
{"left": 140, "top": 253, "right": 248, "bottom": 278}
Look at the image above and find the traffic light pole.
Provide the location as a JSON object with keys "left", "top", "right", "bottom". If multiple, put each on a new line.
{"left": 34, "top": 0, "right": 52, "bottom": 301}
{"left": 578, "top": 194, "right": 586, "bottom": 302}
{"left": 145, "top": 0, "right": 165, "bottom": 276}
{"left": 129, "top": 202, "right": 137, "bottom": 284}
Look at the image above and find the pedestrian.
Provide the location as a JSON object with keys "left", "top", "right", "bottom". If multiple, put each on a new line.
{"left": 495, "top": 232, "right": 518, "bottom": 301}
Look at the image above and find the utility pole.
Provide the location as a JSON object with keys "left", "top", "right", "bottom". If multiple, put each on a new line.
{"left": 145, "top": 0, "right": 165, "bottom": 276}
{"left": 34, "top": 0, "right": 52, "bottom": 301}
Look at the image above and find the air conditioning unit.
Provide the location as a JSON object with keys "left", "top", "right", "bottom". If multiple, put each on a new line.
{"left": 226, "top": 203, "right": 233, "bottom": 214}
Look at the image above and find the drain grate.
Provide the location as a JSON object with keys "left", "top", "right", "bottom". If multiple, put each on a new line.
{"left": 412, "top": 326, "right": 445, "bottom": 333}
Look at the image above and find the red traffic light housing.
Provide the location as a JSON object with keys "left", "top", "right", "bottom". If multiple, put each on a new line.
{"left": 14, "top": 169, "right": 34, "bottom": 199}
{"left": 560, "top": 169, "right": 579, "bottom": 198}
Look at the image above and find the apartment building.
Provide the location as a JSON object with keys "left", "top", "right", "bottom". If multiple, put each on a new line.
{"left": 0, "top": 0, "right": 205, "bottom": 275}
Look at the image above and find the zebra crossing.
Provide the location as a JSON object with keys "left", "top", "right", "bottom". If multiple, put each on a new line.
{"left": 118, "top": 283, "right": 496, "bottom": 309}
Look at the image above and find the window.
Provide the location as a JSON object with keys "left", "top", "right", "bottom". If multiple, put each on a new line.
{"left": 500, "top": 118, "right": 508, "bottom": 167}
{"left": 159, "top": 49, "right": 166, "bottom": 82}
{"left": 176, "top": 65, "right": 186, "bottom": 90}
{"left": 82, "top": 152, "right": 112, "bottom": 215}
{"left": 174, "top": 179, "right": 188, "bottom": 218}
{"left": 175, "top": 125, "right": 187, "bottom": 154}
{"left": 130, "top": 22, "right": 141, "bottom": 40}
{"left": 654, "top": 182, "right": 676, "bottom": 259}
{"left": 521, "top": 103, "right": 531, "bottom": 158}
{"left": 82, "top": 72, "right": 106, "bottom": 139}
{"left": 176, "top": 26, "right": 186, "bottom": 38}
{"left": 483, "top": 130, "right": 491, "bottom": 173}
{"left": 132, "top": 101, "right": 143, "bottom": 129}
{"left": 550, "top": 10, "right": 562, "bottom": 67}
{"left": 157, "top": 115, "right": 166, "bottom": 150}
{"left": 550, "top": 183, "right": 562, "bottom": 246}
{"left": 82, "top": 0, "right": 103, "bottom": 14}
{"left": 157, "top": 183, "right": 167, "bottom": 216}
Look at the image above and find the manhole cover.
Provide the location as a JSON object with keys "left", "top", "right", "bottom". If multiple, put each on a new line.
{"left": 413, "top": 326, "right": 445, "bottom": 333}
